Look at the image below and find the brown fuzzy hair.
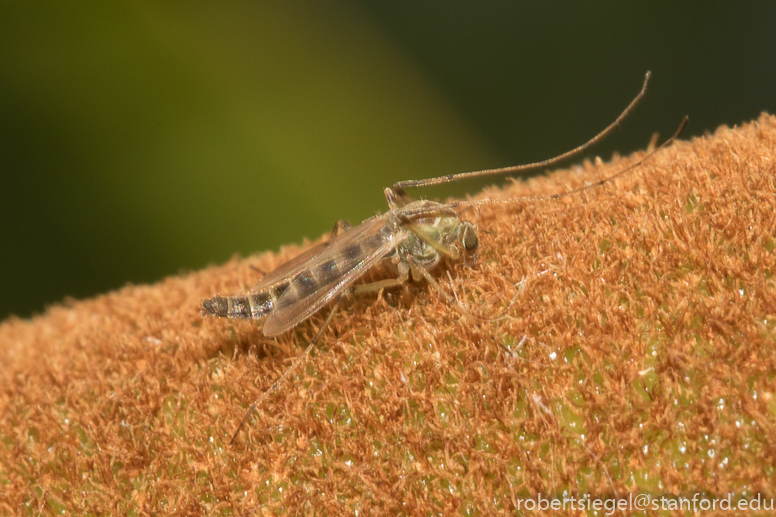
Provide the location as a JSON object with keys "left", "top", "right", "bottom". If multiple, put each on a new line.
{"left": 2, "top": 114, "right": 776, "bottom": 515}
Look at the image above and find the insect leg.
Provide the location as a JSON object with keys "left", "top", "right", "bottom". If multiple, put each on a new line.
{"left": 230, "top": 295, "right": 344, "bottom": 445}
{"left": 405, "top": 255, "right": 456, "bottom": 305}
{"left": 404, "top": 254, "right": 476, "bottom": 324}
{"left": 351, "top": 261, "right": 411, "bottom": 296}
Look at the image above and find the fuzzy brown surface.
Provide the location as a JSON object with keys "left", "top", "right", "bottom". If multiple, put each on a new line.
{"left": 2, "top": 114, "right": 776, "bottom": 516}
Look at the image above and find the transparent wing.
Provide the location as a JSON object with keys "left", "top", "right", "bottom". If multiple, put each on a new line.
{"left": 251, "top": 220, "right": 353, "bottom": 292}
{"left": 251, "top": 240, "right": 332, "bottom": 293}
{"left": 263, "top": 215, "right": 402, "bottom": 336}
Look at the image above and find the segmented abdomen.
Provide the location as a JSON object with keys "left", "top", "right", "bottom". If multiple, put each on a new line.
{"left": 202, "top": 288, "right": 281, "bottom": 319}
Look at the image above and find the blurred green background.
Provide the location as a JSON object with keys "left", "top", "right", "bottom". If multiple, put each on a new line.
{"left": 1, "top": 1, "right": 774, "bottom": 320}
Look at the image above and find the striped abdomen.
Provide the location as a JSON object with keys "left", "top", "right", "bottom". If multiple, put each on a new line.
{"left": 202, "top": 283, "right": 288, "bottom": 319}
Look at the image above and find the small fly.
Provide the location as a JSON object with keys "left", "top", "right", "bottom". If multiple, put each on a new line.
{"left": 202, "top": 72, "right": 687, "bottom": 443}
{"left": 202, "top": 194, "right": 478, "bottom": 336}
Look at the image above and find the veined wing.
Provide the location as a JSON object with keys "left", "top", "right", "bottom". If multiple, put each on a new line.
{"left": 251, "top": 240, "right": 333, "bottom": 293}
{"left": 262, "top": 215, "right": 404, "bottom": 336}
{"left": 252, "top": 221, "right": 356, "bottom": 292}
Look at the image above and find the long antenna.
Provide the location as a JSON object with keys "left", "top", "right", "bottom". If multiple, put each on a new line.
{"left": 391, "top": 71, "right": 652, "bottom": 196}
{"left": 454, "top": 115, "right": 688, "bottom": 210}
{"left": 396, "top": 115, "right": 688, "bottom": 219}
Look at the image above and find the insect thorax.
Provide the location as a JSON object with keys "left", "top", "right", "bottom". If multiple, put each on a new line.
{"left": 387, "top": 214, "right": 475, "bottom": 273}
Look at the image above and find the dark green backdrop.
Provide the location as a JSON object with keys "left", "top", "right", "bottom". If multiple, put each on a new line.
{"left": 1, "top": 1, "right": 774, "bottom": 319}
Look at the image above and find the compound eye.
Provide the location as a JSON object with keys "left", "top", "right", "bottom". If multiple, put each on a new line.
{"left": 461, "top": 222, "right": 479, "bottom": 252}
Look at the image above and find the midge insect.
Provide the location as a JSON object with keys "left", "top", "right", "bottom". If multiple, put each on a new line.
{"left": 202, "top": 197, "right": 479, "bottom": 335}
{"left": 202, "top": 72, "right": 687, "bottom": 443}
